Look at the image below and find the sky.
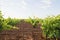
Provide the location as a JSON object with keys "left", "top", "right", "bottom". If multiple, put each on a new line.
{"left": 0, "top": 0, "right": 60, "bottom": 18}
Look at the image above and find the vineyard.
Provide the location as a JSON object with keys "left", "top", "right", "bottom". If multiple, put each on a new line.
{"left": 0, "top": 11, "right": 60, "bottom": 40}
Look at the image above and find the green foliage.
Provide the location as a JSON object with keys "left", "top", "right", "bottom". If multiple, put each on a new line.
{"left": 0, "top": 11, "right": 4, "bottom": 31}
{"left": 5, "top": 17, "right": 20, "bottom": 26}
{"left": 42, "top": 15, "right": 60, "bottom": 39}
{"left": 25, "top": 17, "right": 40, "bottom": 28}
{"left": 0, "top": 11, "right": 20, "bottom": 31}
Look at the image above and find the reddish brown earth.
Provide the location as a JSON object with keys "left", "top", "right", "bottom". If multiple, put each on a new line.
{"left": 0, "top": 20, "right": 45, "bottom": 40}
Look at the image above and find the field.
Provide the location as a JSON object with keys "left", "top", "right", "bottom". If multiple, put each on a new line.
{"left": 0, "top": 11, "right": 60, "bottom": 40}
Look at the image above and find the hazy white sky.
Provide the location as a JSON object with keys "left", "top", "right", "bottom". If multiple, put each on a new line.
{"left": 0, "top": 0, "right": 60, "bottom": 18}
